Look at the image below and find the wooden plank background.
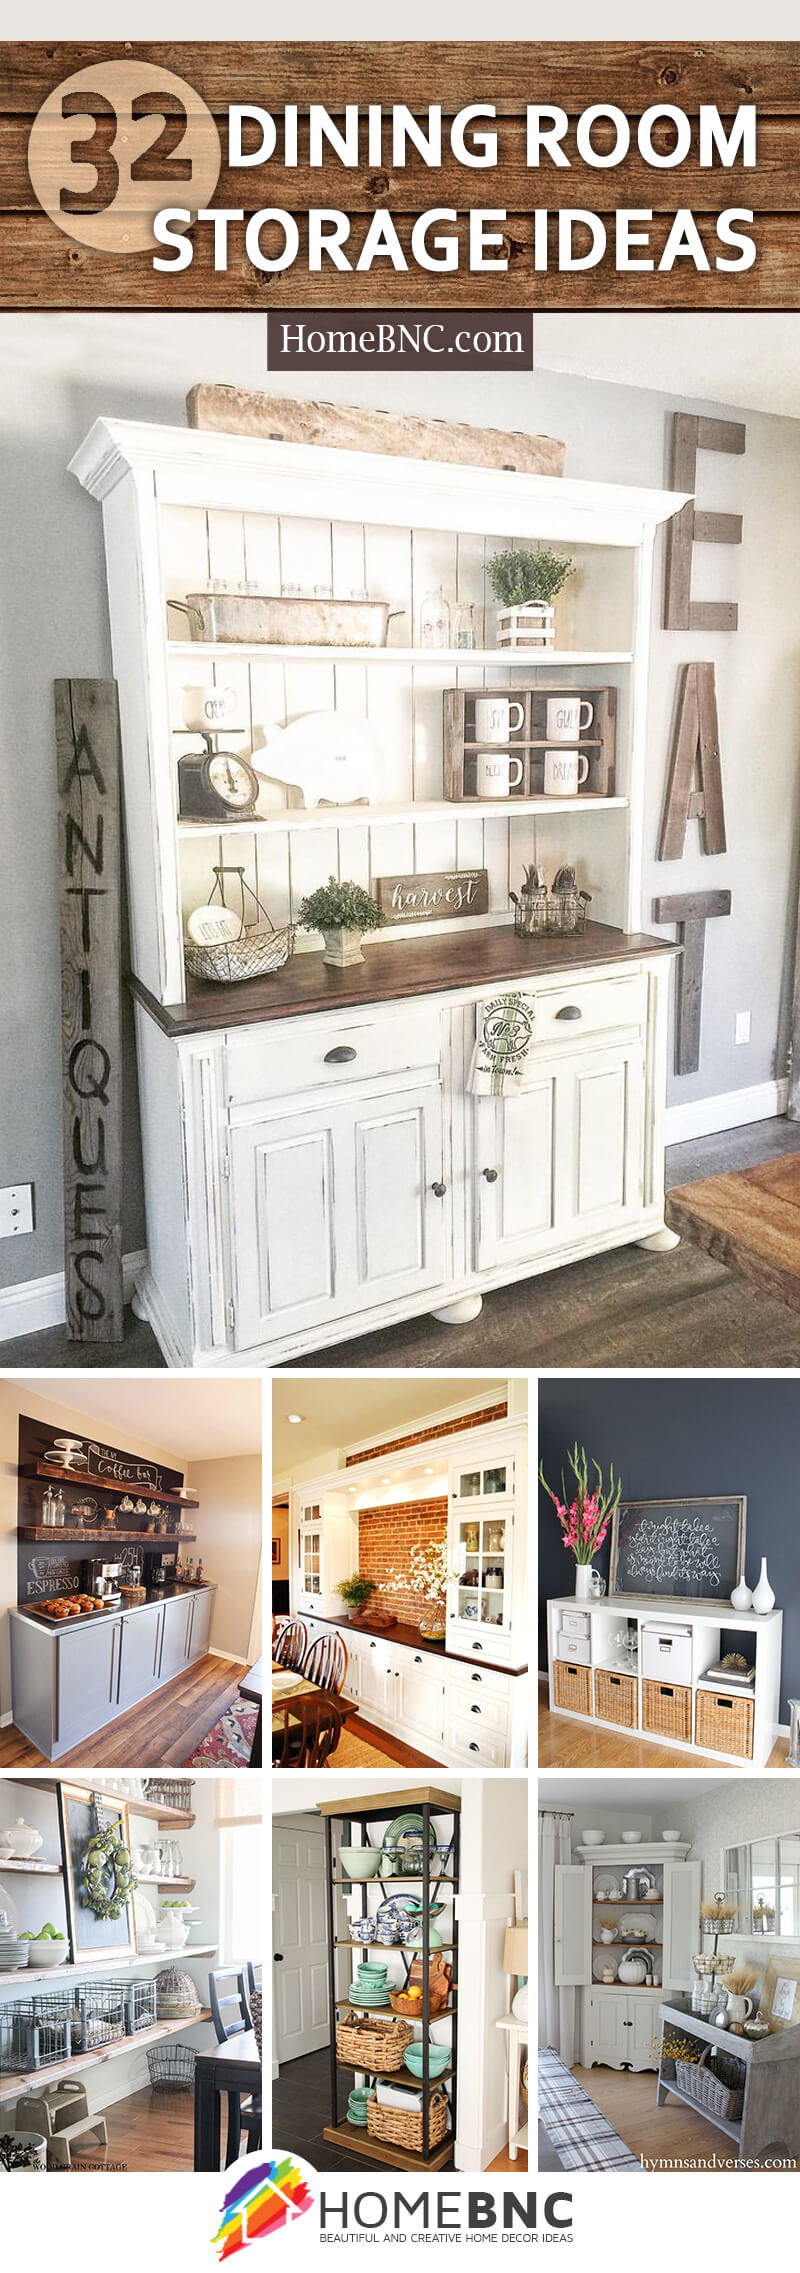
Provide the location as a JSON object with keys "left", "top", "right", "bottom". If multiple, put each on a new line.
{"left": 4, "top": 41, "right": 800, "bottom": 306}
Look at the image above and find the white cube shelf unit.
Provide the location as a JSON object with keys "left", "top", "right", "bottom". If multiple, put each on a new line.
{"left": 547, "top": 1595, "right": 783, "bottom": 1767}
{"left": 70, "top": 419, "right": 686, "bottom": 1369}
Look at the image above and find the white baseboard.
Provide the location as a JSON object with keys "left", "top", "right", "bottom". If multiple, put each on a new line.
{"left": 0, "top": 1711, "right": 11, "bottom": 1728}
{"left": 666, "top": 1080, "right": 787, "bottom": 1148}
{"left": 0, "top": 1251, "right": 147, "bottom": 1346}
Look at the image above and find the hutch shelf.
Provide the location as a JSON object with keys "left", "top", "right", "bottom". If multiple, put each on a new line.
{"left": 318, "top": 1787, "right": 460, "bottom": 2172}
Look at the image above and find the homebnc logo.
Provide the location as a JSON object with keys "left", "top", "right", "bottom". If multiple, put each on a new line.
{"left": 28, "top": 59, "right": 220, "bottom": 253}
{"left": 212, "top": 2154, "right": 315, "bottom": 2256}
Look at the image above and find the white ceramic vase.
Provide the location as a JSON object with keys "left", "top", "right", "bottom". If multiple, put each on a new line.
{"left": 730, "top": 1575, "right": 753, "bottom": 1612}
{"left": 574, "top": 1565, "right": 592, "bottom": 1601}
{"left": 752, "top": 1559, "right": 776, "bottom": 1616}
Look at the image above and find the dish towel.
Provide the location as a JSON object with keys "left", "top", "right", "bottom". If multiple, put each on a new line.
{"left": 468, "top": 994, "right": 536, "bottom": 1095}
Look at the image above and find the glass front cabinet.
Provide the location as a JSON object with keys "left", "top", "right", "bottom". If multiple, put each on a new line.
{"left": 446, "top": 1434, "right": 526, "bottom": 1665}
{"left": 292, "top": 1492, "right": 358, "bottom": 1620}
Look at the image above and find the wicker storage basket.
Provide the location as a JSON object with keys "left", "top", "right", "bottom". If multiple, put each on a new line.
{"left": 184, "top": 867, "right": 293, "bottom": 984}
{"left": 553, "top": 1659, "right": 591, "bottom": 1716}
{"left": 695, "top": 1688, "right": 754, "bottom": 1760}
{"left": 674, "top": 2046, "right": 745, "bottom": 2123}
{"left": 642, "top": 1678, "right": 692, "bottom": 1744}
{"left": 336, "top": 2014, "right": 413, "bottom": 2072}
{"left": 594, "top": 1668, "right": 637, "bottom": 1729}
{"left": 366, "top": 2087, "right": 449, "bottom": 2152}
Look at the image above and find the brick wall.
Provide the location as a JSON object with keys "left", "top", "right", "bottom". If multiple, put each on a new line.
{"left": 345, "top": 1403, "right": 507, "bottom": 1466}
{"left": 357, "top": 1496, "right": 448, "bottom": 1628}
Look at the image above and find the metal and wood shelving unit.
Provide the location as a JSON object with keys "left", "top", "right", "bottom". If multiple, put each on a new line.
{"left": 319, "top": 1786, "right": 460, "bottom": 2172}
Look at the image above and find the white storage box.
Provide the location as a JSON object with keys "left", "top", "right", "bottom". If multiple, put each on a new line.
{"left": 375, "top": 2078, "right": 423, "bottom": 2111}
{"left": 555, "top": 1633, "right": 591, "bottom": 1667}
{"left": 641, "top": 1623, "right": 692, "bottom": 1683}
{"left": 561, "top": 1609, "right": 591, "bottom": 1638}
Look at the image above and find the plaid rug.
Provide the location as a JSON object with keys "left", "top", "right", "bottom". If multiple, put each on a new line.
{"left": 538, "top": 2049, "right": 643, "bottom": 2172}
{"left": 186, "top": 1698, "right": 258, "bottom": 1766}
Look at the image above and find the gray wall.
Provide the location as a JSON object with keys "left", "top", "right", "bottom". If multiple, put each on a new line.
{"left": 2, "top": 315, "right": 800, "bottom": 1291}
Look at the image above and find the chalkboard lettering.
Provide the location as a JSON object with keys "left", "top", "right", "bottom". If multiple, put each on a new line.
{"left": 609, "top": 1496, "right": 746, "bottom": 1603}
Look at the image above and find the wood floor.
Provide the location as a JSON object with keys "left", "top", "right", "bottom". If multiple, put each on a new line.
{"left": 0, "top": 1653, "right": 250, "bottom": 1770}
{"left": 537, "top": 1692, "right": 788, "bottom": 1771}
{"left": 69, "top": 2084, "right": 199, "bottom": 2172}
{"left": 668, "top": 1151, "right": 800, "bottom": 1313}
{"left": 571, "top": 2063, "right": 797, "bottom": 2172}
{"left": 342, "top": 1710, "right": 439, "bottom": 1767}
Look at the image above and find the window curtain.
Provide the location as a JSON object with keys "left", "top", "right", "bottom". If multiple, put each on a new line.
{"left": 538, "top": 1810, "right": 576, "bottom": 2064}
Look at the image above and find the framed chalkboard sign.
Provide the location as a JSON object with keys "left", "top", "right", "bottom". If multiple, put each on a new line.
{"left": 609, "top": 1495, "right": 746, "bottom": 1603}
{"left": 58, "top": 1784, "right": 137, "bottom": 1962}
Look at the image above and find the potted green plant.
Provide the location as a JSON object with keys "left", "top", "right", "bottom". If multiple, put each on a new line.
{"left": 299, "top": 876, "right": 387, "bottom": 969}
{"left": 488, "top": 546, "right": 574, "bottom": 651}
{"left": 336, "top": 1573, "right": 376, "bottom": 1625}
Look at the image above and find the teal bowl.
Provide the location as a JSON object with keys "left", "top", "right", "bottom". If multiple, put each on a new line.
{"left": 404, "top": 2044, "right": 449, "bottom": 2078}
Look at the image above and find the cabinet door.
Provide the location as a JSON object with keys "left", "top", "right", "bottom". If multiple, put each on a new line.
{"left": 629, "top": 1997, "right": 661, "bottom": 2069}
{"left": 188, "top": 1589, "right": 215, "bottom": 1661}
{"left": 159, "top": 1593, "right": 194, "bottom": 1682}
{"left": 590, "top": 1993, "right": 630, "bottom": 2067}
{"left": 351, "top": 1085, "right": 445, "bottom": 1304}
{"left": 395, "top": 1664, "right": 445, "bottom": 1747}
{"left": 358, "top": 1640, "right": 393, "bottom": 1722}
{"left": 557, "top": 1041, "right": 645, "bottom": 1238}
{"left": 56, "top": 1619, "right": 121, "bottom": 1750}
{"left": 300, "top": 1526, "right": 323, "bottom": 1604}
{"left": 475, "top": 1081, "right": 557, "bottom": 1271}
{"left": 663, "top": 1861, "right": 702, "bottom": 1991}
{"left": 116, "top": 1605, "right": 163, "bottom": 1711}
{"left": 554, "top": 1864, "right": 591, "bottom": 1988}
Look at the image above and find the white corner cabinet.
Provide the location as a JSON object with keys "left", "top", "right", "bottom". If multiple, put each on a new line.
{"left": 547, "top": 1594, "right": 782, "bottom": 1767}
{"left": 555, "top": 1842, "right": 701, "bottom": 2073}
{"left": 71, "top": 418, "right": 684, "bottom": 1368}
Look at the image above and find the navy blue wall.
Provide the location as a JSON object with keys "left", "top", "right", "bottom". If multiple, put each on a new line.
{"left": 538, "top": 1377, "right": 800, "bottom": 1719}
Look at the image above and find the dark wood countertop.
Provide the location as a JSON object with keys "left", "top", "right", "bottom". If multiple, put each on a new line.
{"left": 304, "top": 1608, "right": 527, "bottom": 1677}
{"left": 130, "top": 921, "right": 676, "bottom": 1038}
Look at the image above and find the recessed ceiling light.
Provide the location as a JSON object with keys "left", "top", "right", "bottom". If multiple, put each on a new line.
{"left": 424, "top": 1466, "right": 434, "bottom": 1474}
{"left": 287, "top": 1413, "right": 304, "bottom": 1425}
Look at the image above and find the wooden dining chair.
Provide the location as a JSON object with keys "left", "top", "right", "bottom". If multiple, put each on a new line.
{"left": 208, "top": 1966, "right": 262, "bottom": 2165}
{"left": 300, "top": 1629, "right": 348, "bottom": 1696}
{"left": 273, "top": 1691, "right": 343, "bottom": 1768}
{"left": 272, "top": 1616, "right": 308, "bottom": 1671}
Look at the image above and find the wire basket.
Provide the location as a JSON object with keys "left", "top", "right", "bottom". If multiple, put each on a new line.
{"left": 142, "top": 1779, "right": 194, "bottom": 1812}
{"left": 512, "top": 888, "right": 591, "bottom": 939}
{"left": 675, "top": 2045, "right": 745, "bottom": 2123}
{"left": 2, "top": 1999, "right": 72, "bottom": 2074}
{"left": 69, "top": 1982, "right": 126, "bottom": 2052}
{"left": 184, "top": 867, "right": 294, "bottom": 984}
{"left": 146, "top": 2043, "right": 197, "bottom": 2094}
{"left": 123, "top": 1979, "right": 159, "bottom": 2035}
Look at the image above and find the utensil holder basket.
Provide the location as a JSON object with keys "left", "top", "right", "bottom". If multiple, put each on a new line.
{"left": 675, "top": 2046, "right": 745, "bottom": 2122}
{"left": 513, "top": 890, "right": 589, "bottom": 939}
{"left": 366, "top": 2087, "right": 449, "bottom": 2151}
{"left": 336, "top": 2014, "right": 413, "bottom": 2072}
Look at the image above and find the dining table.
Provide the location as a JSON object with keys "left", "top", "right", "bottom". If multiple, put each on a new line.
{"left": 272, "top": 1661, "right": 341, "bottom": 1761}
{"left": 193, "top": 2029, "right": 261, "bottom": 2171}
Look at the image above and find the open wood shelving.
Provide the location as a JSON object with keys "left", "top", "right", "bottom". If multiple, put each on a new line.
{"left": 0, "top": 2009, "right": 212, "bottom": 2106}
{"left": 19, "top": 1528, "right": 196, "bottom": 1545}
{"left": 21, "top": 1462, "right": 198, "bottom": 1507}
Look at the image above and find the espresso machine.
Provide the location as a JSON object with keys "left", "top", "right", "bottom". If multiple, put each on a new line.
{"left": 83, "top": 1557, "right": 123, "bottom": 1607}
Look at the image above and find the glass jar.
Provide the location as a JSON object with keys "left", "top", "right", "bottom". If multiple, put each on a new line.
{"left": 452, "top": 599, "right": 476, "bottom": 650}
{"left": 419, "top": 588, "right": 451, "bottom": 649}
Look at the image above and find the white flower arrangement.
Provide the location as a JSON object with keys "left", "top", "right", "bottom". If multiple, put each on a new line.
{"left": 387, "top": 1541, "right": 450, "bottom": 1605}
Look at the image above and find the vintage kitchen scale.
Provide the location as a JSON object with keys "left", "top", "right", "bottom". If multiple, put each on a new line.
{"left": 177, "top": 731, "right": 260, "bottom": 821}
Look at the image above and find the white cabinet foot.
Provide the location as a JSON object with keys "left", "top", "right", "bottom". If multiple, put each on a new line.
{"left": 431, "top": 1294, "right": 483, "bottom": 1325}
{"left": 130, "top": 1280, "right": 149, "bottom": 1320}
{"left": 637, "top": 1225, "right": 680, "bottom": 1253}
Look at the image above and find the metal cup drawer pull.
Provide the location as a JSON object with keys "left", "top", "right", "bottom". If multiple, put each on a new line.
{"left": 555, "top": 1005, "right": 582, "bottom": 1021}
{"left": 323, "top": 1044, "right": 357, "bottom": 1063}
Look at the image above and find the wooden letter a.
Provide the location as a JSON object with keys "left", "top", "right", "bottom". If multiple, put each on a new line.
{"left": 658, "top": 662, "right": 727, "bottom": 862}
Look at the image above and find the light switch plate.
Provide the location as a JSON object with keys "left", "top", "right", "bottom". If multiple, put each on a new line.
{"left": 735, "top": 1011, "right": 751, "bottom": 1045}
{"left": 0, "top": 1184, "right": 34, "bottom": 1237}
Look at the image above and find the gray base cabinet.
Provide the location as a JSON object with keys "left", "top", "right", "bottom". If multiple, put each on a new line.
{"left": 9, "top": 1587, "right": 216, "bottom": 1760}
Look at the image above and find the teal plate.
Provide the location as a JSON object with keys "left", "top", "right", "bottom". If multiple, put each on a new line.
{"left": 382, "top": 1811, "right": 438, "bottom": 1861}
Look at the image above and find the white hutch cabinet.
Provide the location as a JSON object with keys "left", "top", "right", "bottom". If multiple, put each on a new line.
{"left": 71, "top": 418, "right": 684, "bottom": 1368}
{"left": 555, "top": 1841, "right": 701, "bottom": 2072}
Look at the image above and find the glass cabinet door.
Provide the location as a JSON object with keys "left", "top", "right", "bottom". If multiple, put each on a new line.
{"left": 301, "top": 1525, "right": 322, "bottom": 1595}
{"left": 454, "top": 1462, "right": 512, "bottom": 1500}
{"left": 454, "top": 1508, "right": 509, "bottom": 1631}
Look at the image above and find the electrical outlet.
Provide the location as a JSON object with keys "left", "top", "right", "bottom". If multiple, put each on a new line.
{"left": 0, "top": 1184, "right": 34, "bottom": 1238}
{"left": 735, "top": 1011, "right": 751, "bottom": 1046}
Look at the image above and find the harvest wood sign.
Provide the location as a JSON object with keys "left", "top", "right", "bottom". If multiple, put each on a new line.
{"left": 376, "top": 869, "right": 489, "bottom": 925}
{"left": 55, "top": 679, "right": 123, "bottom": 1342}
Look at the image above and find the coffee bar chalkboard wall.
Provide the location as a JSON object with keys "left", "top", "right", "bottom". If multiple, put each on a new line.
{"left": 609, "top": 1496, "right": 746, "bottom": 1602}
{"left": 17, "top": 1413, "right": 186, "bottom": 1605}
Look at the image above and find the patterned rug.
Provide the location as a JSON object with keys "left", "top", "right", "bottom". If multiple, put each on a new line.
{"left": 186, "top": 1699, "right": 258, "bottom": 1766}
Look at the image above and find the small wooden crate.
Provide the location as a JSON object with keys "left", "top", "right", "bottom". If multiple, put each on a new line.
{"left": 642, "top": 1678, "right": 692, "bottom": 1744}
{"left": 366, "top": 2087, "right": 449, "bottom": 2153}
{"left": 594, "top": 1668, "right": 637, "bottom": 1729}
{"left": 695, "top": 1688, "right": 754, "bottom": 1759}
{"left": 553, "top": 1659, "right": 592, "bottom": 1716}
{"left": 444, "top": 683, "right": 617, "bottom": 803}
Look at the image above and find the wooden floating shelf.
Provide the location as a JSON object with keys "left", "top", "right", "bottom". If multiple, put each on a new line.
{"left": 21, "top": 1462, "right": 198, "bottom": 1507}
{"left": 332, "top": 1876, "right": 457, "bottom": 1887}
{"left": 0, "top": 2009, "right": 212, "bottom": 2106}
{"left": 592, "top": 1941, "right": 663, "bottom": 1948}
{"left": 337, "top": 1999, "right": 456, "bottom": 2015}
{"left": 19, "top": 1528, "right": 196, "bottom": 1545}
{"left": 135, "top": 1875, "right": 195, "bottom": 1891}
{"left": 0, "top": 1858, "right": 62, "bottom": 1875}
{"left": 593, "top": 1899, "right": 663, "bottom": 1908}
{"left": 168, "top": 640, "right": 634, "bottom": 668}
{"left": 177, "top": 795, "right": 627, "bottom": 839}
{"left": 1, "top": 1946, "right": 217, "bottom": 1989}
{"left": 24, "top": 1782, "right": 195, "bottom": 1830}
{"left": 323, "top": 2118, "right": 453, "bottom": 2171}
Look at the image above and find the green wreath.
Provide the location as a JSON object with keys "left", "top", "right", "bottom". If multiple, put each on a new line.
{"left": 81, "top": 1825, "right": 137, "bottom": 1922}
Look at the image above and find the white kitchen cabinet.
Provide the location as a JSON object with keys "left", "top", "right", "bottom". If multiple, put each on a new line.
{"left": 583, "top": 1991, "right": 662, "bottom": 2072}
{"left": 357, "top": 1637, "right": 395, "bottom": 1721}
{"left": 74, "top": 418, "right": 684, "bottom": 1372}
{"left": 292, "top": 1492, "right": 358, "bottom": 1621}
{"left": 556, "top": 1844, "right": 701, "bottom": 2072}
{"left": 446, "top": 1427, "right": 527, "bottom": 1666}
{"left": 395, "top": 1660, "right": 446, "bottom": 1749}
{"left": 116, "top": 1603, "right": 164, "bottom": 1711}
{"left": 554, "top": 1863, "right": 593, "bottom": 1989}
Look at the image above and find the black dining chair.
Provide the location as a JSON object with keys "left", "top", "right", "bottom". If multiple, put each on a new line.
{"left": 246, "top": 1960, "right": 262, "bottom": 2002}
{"left": 208, "top": 1966, "right": 262, "bottom": 2165}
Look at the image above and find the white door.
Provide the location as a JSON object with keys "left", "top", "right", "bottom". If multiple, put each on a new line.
{"left": 663, "top": 1860, "right": 702, "bottom": 1991}
{"left": 554, "top": 1863, "right": 591, "bottom": 1988}
{"left": 557, "top": 1041, "right": 645, "bottom": 1237}
{"left": 273, "top": 1818, "right": 330, "bottom": 2063}
{"left": 588, "top": 1991, "right": 629, "bottom": 2067}
{"left": 396, "top": 1664, "right": 445, "bottom": 1748}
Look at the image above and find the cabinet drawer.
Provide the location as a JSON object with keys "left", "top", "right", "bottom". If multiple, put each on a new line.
{"left": 555, "top": 1634, "right": 591, "bottom": 1667}
{"left": 446, "top": 1660, "right": 512, "bottom": 1705}
{"left": 224, "top": 1007, "right": 441, "bottom": 1105}
{"left": 444, "top": 1686, "right": 511, "bottom": 1737}
{"left": 450, "top": 1628, "right": 512, "bottom": 1665}
{"left": 444, "top": 1719, "right": 508, "bottom": 1767}
{"left": 531, "top": 972, "right": 647, "bottom": 1047}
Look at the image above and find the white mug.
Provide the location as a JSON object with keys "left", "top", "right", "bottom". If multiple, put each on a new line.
{"left": 546, "top": 695, "right": 594, "bottom": 743}
{"left": 477, "top": 750, "right": 524, "bottom": 799}
{"left": 182, "top": 683, "right": 241, "bottom": 731}
{"left": 544, "top": 748, "right": 589, "bottom": 797}
{"left": 474, "top": 696, "right": 524, "bottom": 745}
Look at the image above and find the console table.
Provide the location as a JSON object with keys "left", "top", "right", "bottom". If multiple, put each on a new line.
{"left": 657, "top": 1998, "right": 800, "bottom": 2165}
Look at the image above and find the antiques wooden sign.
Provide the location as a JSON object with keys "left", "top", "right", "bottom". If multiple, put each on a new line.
{"left": 55, "top": 680, "right": 123, "bottom": 1342}
{"left": 376, "top": 868, "right": 489, "bottom": 926}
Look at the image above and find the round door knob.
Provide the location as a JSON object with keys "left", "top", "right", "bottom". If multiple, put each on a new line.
{"left": 555, "top": 1004, "right": 582, "bottom": 1021}
{"left": 370, "top": 1640, "right": 377, "bottom": 1649}
{"left": 482, "top": 1168, "right": 498, "bottom": 1183}
{"left": 274, "top": 1952, "right": 284, "bottom": 1962}
{"left": 431, "top": 1180, "right": 446, "bottom": 1198}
